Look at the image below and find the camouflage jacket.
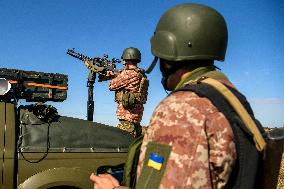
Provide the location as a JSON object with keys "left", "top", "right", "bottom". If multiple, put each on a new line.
{"left": 136, "top": 69, "right": 237, "bottom": 189}
{"left": 109, "top": 68, "right": 147, "bottom": 124}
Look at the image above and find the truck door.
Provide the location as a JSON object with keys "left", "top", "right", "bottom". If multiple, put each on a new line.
{"left": 0, "top": 102, "right": 17, "bottom": 189}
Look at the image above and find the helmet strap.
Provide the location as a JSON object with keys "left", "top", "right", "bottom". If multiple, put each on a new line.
{"left": 145, "top": 57, "right": 158, "bottom": 74}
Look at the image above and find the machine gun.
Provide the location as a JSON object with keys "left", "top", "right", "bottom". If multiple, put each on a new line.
{"left": 0, "top": 68, "right": 68, "bottom": 102}
{"left": 67, "top": 48, "right": 121, "bottom": 121}
{"left": 66, "top": 48, "right": 121, "bottom": 75}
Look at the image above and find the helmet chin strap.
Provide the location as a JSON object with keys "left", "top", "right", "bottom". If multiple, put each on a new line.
{"left": 144, "top": 56, "right": 170, "bottom": 92}
{"left": 161, "top": 77, "right": 171, "bottom": 92}
{"left": 145, "top": 57, "right": 158, "bottom": 74}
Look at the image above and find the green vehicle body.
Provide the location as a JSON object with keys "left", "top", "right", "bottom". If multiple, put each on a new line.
{"left": 0, "top": 69, "right": 133, "bottom": 189}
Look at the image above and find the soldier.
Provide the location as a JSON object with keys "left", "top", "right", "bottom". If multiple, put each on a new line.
{"left": 107, "top": 47, "right": 148, "bottom": 138}
{"left": 91, "top": 3, "right": 266, "bottom": 189}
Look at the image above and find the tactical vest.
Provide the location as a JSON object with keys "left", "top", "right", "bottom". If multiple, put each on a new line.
{"left": 135, "top": 69, "right": 149, "bottom": 104}
{"left": 174, "top": 80, "right": 266, "bottom": 189}
{"left": 115, "top": 68, "right": 149, "bottom": 108}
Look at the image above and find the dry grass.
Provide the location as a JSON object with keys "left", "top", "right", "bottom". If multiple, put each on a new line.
{"left": 265, "top": 128, "right": 283, "bottom": 189}
{"left": 278, "top": 152, "right": 284, "bottom": 189}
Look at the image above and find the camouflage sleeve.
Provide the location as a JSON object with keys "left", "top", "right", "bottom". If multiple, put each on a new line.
{"left": 137, "top": 91, "right": 236, "bottom": 189}
{"left": 109, "top": 70, "right": 141, "bottom": 91}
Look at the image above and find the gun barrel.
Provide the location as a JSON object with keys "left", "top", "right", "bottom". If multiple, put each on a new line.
{"left": 67, "top": 49, "right": 92, "bottom": 61}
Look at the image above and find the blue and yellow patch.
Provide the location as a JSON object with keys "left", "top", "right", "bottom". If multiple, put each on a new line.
{"left": 147, "top": 153, "right": 164, "bottom": 171}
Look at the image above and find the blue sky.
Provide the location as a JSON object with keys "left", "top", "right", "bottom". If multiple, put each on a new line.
{"left": 1, "top": 0, "right": 283, "bottom": 127}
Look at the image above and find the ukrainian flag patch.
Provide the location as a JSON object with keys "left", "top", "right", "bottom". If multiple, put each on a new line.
{"left": 147, "top": 152, "right": 164, "bottom": 170}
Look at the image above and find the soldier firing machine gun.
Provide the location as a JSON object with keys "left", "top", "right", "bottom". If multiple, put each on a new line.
{"left": 66, "top": 48, "right": 121, "bottom": 121}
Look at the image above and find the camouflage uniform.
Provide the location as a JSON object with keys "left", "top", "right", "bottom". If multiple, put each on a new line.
{"left": 109, "top": 68, "right": 147, "bottom": 137}
{"left": 136, "top": 72, "right": 237, "bottom": 189}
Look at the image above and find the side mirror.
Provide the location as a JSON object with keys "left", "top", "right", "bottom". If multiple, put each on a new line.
{"left": 0, "top": 78, "right": 11, "bottom": 95}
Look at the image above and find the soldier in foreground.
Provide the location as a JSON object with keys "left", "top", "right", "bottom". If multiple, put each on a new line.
{"left": 91, "top": 3, "right": 266, "bottom": 189}
{"left": 106, "top": 47, "right": 148, "bottom": 138}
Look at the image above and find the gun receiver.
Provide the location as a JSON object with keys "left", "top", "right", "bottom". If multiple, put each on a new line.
{"left": 67, "top": 48, "right": 121, "bottom": 75}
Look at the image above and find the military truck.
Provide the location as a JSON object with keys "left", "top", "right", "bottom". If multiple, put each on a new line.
{"left": 0, "top": 68, "right": 133, "bottom": 189}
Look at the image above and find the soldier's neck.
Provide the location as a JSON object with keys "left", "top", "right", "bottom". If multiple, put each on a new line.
{"left": 126, "top": 65, "right": 138, "bottom": 70}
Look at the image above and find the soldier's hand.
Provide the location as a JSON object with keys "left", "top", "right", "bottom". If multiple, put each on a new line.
{"left": 84, "top": 60, "right": 91, "bottom": 65}
{"left": 98, "top": 70, "right": 116, "bottom": 82}
{"left": 90, "top": 173, "right": 121, "bottom": 189}
{"left": 106, "top": 71, "right": 115, "bottom": 77}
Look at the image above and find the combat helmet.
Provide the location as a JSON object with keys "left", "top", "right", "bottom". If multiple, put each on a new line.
{"left": 151, "top": 3, "right": 228, "bottom": 62}
{"left": 121, "top": 47, "right": 141, "bottom": 63}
